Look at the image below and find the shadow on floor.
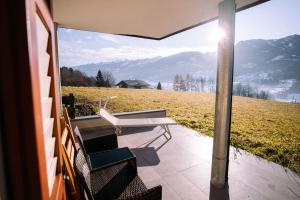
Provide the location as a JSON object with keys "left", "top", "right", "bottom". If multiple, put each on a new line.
{"left": 137, "top": 132, "right": 171, "bottom": 151}
{"left": 129, "top": 132, "right": 172, "bottom": 167}
{"left": 130, "top": 147, "right": 160, "bottom": 167}
{"left": 121, "top": 127, "right": 156, "bottom": 135}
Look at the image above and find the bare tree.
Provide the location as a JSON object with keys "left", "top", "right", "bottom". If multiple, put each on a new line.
{"left": 185, "top": 74, "right": 192, "bottom": 92}
{"left": 208, "top": 78, "right": 215, "bottom": 92}
{"left": 257, "top": 90, "right": 269, "bottom": 99}
{"left": 179, "top": 75, "right": 186, "bottom": 91}
{"left": 245, "top": 84, "right": 253, "bottom": 97}
{"left": 235, "top": 83, "right": 242, "bottom": 96}
{"left": 173, "top": 74, "right": 180, "bottom": 91}
{"left": 195, "top": 78, "right": 202, "bottom": 92}
{"left": 190, "top": 76, "right": 197, "bottom": 92}
{"left": 233, "top": 83, "right": 269, "bottom": 100}
{"left": 102, "top": 71, "right": 116, "bottom": 87}
{"left": 200, "top": 77, "right": 206, "bottom": 92}
{"left": 173, "top": 74, "right": 187, "bottom": 91}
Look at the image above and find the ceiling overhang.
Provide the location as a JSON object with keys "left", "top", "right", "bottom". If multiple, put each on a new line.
{"left": 52, "top": 0, "right": 269, "bottom": 40}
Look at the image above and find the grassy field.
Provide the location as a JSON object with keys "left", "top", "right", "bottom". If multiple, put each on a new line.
{"left": 62, "top": 86, "right": 300, "bottom": 173}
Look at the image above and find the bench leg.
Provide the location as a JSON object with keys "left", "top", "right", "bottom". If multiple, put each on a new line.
{"left": 161, "top": 125, "right": 172, "bottom": 139}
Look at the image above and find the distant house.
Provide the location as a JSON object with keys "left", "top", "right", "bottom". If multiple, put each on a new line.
{"left": 116, "top": 80, "right": 151, "bottom": 89}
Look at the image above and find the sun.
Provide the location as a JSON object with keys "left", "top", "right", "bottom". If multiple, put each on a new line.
{"left": 210, "top": 27, "right": 226, "bottom": 42}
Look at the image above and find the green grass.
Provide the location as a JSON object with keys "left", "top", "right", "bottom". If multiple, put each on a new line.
{"left": 62, "top": 86, "right": 300, "bottom": 173}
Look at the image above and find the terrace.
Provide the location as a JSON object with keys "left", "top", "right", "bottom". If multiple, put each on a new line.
{"left": 71, "top": 110, "right": 300, "bottom": 200}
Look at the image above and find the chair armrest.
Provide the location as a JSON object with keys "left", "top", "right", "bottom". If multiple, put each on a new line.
{"left": 121, "top": 185, "right": 162, "bottom": 200}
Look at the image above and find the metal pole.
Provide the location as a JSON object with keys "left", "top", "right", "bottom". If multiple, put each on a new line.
{"left": 210, "top": 0, "right": 236, "bottom": 189}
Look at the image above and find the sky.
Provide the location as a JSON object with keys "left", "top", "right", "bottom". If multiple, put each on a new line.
{"left": 58, "top": 0, "right": 300, "bottom": 67}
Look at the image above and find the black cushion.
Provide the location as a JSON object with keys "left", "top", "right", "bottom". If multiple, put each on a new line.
{"left": 78, "top": 127, "right": 118, "bottom": 153}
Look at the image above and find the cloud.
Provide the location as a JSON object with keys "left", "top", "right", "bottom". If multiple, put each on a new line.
{"left": 58, "top": 42, "right": 216, "bottom": 66}
{"left": 99, "top": 34, "right": 119, "bottom": 43}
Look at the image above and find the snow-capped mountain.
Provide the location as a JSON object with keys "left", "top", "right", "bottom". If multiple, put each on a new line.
{"left": 72, "top": 51, "right": 217, "bottom": 82}
{"left": 234, "top": 34, "right": 300, "bottom": 82}
{"left": 71, "top": 34, "right": 300, "bottom": 100}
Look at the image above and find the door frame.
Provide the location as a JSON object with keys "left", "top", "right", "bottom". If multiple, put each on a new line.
{"left": 0, "top": 0, "right": 64, "bottom": 199}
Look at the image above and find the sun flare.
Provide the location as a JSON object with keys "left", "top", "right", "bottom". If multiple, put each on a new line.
{"left": 210, "top": 27, "right": 226, "bottom": 42}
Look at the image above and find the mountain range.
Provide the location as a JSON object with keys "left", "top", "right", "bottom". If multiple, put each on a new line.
{"left": 71, "top": 34, "right": 300, "bottom": 99}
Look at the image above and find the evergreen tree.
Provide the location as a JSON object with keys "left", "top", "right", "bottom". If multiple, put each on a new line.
{"left": 95, "top": 70, "right": 105, "bottom": 87}
{"left": 157, "top": 82, "right": 162, "bottom": 90}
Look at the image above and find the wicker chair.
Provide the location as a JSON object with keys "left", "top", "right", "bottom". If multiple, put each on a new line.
{"left": 74, "top": 148, "right": 162, "bottom": 200}
{"left": 77, "top": 126, "right": 118, "bottom": 153}
{"left": 63, "top": 106, "right": 118, "bottom": 154}
{"left": 75, "top": 127, "right": 139, "bottom": 173}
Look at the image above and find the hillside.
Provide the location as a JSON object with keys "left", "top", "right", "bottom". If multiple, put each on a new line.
{"left": 234, "top": 34, "right": 300, "bottom": 82}
{"left": 62, "top": 86, "right": 300, "bottom": 173}
{"left": 72, "top": 35, "right": 300, "bottom": 84}
{"left": 70, "top": 35, "right": 300, "bottom": 101}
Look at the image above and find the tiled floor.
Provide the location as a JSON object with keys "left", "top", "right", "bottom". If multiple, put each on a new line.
{"left": 117, "top": 125, "right": 300, "bottom": 200}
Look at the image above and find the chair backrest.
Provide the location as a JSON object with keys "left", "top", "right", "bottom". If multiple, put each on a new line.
{"left": 60, "top": 117, "right": 78, "bottom": 196}
{"left": 73, "top": 126, "right": 90, "bottom": 165}
{"left": 74, "top": 149, "right": 94, "bottom": 200}
{"left": 99, "top": 108, "right": 119, "bottom": 126}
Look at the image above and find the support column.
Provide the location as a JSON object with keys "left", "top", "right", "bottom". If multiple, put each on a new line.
{"left": 210, "top": 0, "right": 236, "bottom": 189}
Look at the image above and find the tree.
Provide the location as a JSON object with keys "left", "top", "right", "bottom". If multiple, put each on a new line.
{"left": 185, "top": 74, "right": 191, "bottom": 91}
{"left": 60, "top": 66, "right": 96, "bottom": 87}
{"left": 200, "top": 77, "right": 205, "bottom": 92}
{"left": 195, "top": 78, "right": 201, "bottom": 92}
{"left": 173, "top": 74, "right": 180, "bottom": 91}
{"left": 235, "top": 83, "right": 243, "bottom": 96}
{"left": 173, "top": 74, "right": 187, "bottom": 91}
{"left": 233, "top": 83, "right": 270, "bottom": 100}
{"left": 257, "top": 90, "right": 269, "bottom": 100}
{"left": 157, "top": 82, "right": 162, "bottom": 90}
{"left": 245, "top": 84, "right": 254, "bottom": 97}
{"left": 102, "top": 71, "right": 116, "bottom": 87}
{"left": 95, "top": 70, "right": 105, "bottom": 87}
{"left": 208, "top": 78, "right": 215, "bottom": 92}
{"left": 179, "top": 75, "right": 186, "bottom": 91}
